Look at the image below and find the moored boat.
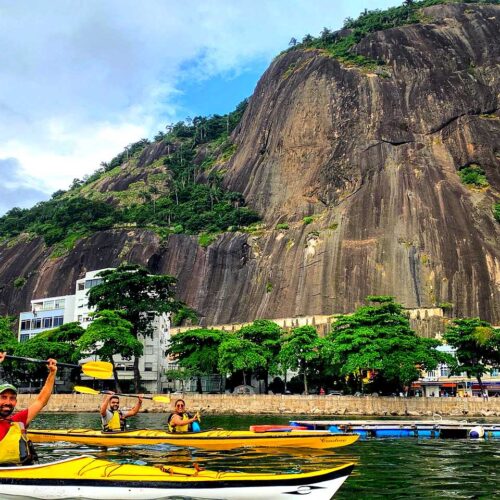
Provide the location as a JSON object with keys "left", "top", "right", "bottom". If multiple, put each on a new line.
{"left": 28, "top": 428, "right": 359, "bottom": 450}
{"left": 0, "top": 455, "right": 355, "bottom": 499}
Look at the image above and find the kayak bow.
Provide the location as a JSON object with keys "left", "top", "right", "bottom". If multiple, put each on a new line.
{"left": 28, "top": 428, "right": 359, "bottom": 450}
{"left": 0, "top": 455, "right": 355, "bottom": 500}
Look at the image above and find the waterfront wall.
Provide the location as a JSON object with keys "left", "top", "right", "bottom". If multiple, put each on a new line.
{"left": 19, "top": 394, "right": 500, "bottom": 417}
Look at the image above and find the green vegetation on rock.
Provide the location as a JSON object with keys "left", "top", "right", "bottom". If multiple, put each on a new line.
{"left": 0, "top": 100, "right": 259, "bottom": 247}
{"left": 458, "top": 164, "right": 489, "bottom": 188}
{"left": 288, "top": 0, "right": 498, "bottom": 69}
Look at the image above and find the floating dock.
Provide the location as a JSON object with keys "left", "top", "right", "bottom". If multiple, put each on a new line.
{"left": 289, "top": 419, "right": 500, "bottom": 439}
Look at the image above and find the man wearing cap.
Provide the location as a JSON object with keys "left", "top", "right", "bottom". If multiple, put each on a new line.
{"left": 0, "top": 352, "right": 57, "bottom": 465}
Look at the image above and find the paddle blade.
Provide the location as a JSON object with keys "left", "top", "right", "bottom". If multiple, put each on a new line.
{"left": 151, "top": 395, "right": 171, "bottom": 403}
{"left": 73, "top": 385, "right": 100, "bottom": 395}
{"left": 80, "top": 361, "right": 113, "bottom": 379}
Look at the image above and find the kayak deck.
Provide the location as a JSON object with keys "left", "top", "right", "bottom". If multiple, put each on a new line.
{"left": 0, "top": 455, "right": 355, "bottom": 500}
{"left": 28, "top": 428, "right": 359, "bottom": 450}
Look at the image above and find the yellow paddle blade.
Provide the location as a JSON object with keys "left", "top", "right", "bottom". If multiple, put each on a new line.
{"left": 152, "top": 395, "right": 171, "bottom": 403}
{"left": 80, "top": 361, "right": 113, "bottom": 379}
{"left": 73, "top": 385, "right": 100, "bottom": 395}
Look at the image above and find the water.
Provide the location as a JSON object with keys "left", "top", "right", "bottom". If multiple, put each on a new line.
{"left": 32, "top": 413, "right": 499, "bottom": 499}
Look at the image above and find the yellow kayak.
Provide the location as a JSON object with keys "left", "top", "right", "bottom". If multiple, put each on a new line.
{"left": 28, "top": 428, "right": 359, "bottom": 450}
{"left": 0, "top": 454, "right": 355, "bottom": 499}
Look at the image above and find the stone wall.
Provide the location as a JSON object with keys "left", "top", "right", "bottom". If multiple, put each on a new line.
{"left": 19, "top": 394, "right": 500, "bottom": 417}
{"left": 170, "top": 308, "right": 448, "bottom": 339}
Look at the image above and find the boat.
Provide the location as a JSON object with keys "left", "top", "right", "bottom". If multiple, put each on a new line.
{"left": 28, "top": 428, "right": 359, "bottom": 450}
{"left": 0, "top": 455, "right": 355, "bottom": 499}
{"left": 249, "top": 424, "right": 308, "bottom": 432}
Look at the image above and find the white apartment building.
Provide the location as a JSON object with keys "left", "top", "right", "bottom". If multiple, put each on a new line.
{"left": 18, "top": 269, "right": 171, "bottom": 393}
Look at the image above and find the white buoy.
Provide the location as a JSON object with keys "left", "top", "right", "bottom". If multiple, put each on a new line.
{"left": 469, "top": 426, "right": 485, "bottom": 439}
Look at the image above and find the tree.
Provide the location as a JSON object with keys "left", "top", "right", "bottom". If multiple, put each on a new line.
{"left": 78, "top": 310, "right": 143, "bottom": 391}
{"left": 88, "top": 264, "right": 181, "bottom": 390}
{"left": 218, "top": 336, "right": 267, "bottom": 387}
{"left": 326, "top": 296, "right": 449, "bottom": 394}
{"left": 13, "top": 322, "right": 85, "bottom": 387}
{"left": 0, "top": 316, "right": 18, "bottom": 351}
{"left": 238, "top": 320, "right": 282, "bottom": 393}
{"left": 443, "top": 318, "right": 500, "bottom": 393}
{"left": 279, "top": 325, "right": 324, "bottom": 395}
{"left": 166, "top": 329, "right": 228, "bottom": 393}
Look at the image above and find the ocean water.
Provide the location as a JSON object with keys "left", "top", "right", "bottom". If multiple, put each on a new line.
{"left": 32, "top": 413, "right": 500, "bottom": 499}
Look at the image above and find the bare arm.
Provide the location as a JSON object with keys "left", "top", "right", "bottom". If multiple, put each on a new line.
{"left": 124, "top": 395, "right": 143, "bottom": 418}
{"left": 170, "top": 412, "right": 199, "bottom": 428}
{"left": 0, "top": 352, "right": 5, "bottom": 363}
{"left": 27, "top": 359, "right": 57, "bottom": 425}
{"left": 100, "top": 394, "right": 114, "bottom": 417}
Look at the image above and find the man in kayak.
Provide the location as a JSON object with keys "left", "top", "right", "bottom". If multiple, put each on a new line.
{"left": 0, "top": 352, "right": 57, "bottom": 465}
{"left": 167, "top": 399, "right": 200, "bottom": 432}
{"left": 100, "top": 392, "right": 143, "bottom": 432}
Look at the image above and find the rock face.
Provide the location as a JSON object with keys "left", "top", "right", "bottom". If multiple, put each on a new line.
{"left": 1, "top": 3, "right": 499, "bottom": 326}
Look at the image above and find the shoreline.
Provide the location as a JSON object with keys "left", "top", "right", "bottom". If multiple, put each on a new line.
{"left": 19, "top": 394, "right": 500, "bottom": 418}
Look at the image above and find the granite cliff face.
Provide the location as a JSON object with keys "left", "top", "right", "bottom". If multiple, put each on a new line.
{"left": 1, "top": 3, "right": 499, "bottom": 326}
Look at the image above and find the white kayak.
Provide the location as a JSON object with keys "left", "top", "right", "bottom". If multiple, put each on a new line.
{"left": 0, "top": 455, "right": 355, "bottom": 499}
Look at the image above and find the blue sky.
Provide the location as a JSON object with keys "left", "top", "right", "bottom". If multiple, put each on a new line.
{"left": 0, "top": 0, "right": 402, "bottom": 215}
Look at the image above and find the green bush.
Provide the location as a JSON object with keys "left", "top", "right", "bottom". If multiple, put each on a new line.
{"left": 458, "top": 165, "right": 489, "bottom": 188}
{"left": 198, "top": 233, "right": 218, "bottom": 247}
{"left": 13, "top": 277, "right": 27, "bottom": 288}
{"left": 303, "top": 216, "right": 315, "bottom": 225}
{"left": 494, "top": 203, "right": 500, "bottom": 222}
{"left": 276, "top": 223, "right": 289, "bottom": 230}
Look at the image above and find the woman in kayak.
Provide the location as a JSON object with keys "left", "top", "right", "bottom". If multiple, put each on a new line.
{"left": 0, "top": 352, "right": 57, "bottom": 466}
{"left": 167, "top": 399, "right": 200, "bottom": 432}
{"left": 100, "top": 392, "right": 143, "bottom": 432}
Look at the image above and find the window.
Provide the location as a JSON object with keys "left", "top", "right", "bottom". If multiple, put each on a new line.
{"left": 54, "top": 299, "right": 65, "bottom": 309}
{"left": 144, "top": 362, "right": 153, "bottom": 372}
{"left": 20, "top": 333, "right": 30, "bottom": 342}
{"left": 43, "top": 317, "right": 53, "bottom": 329}
{"left": 42, "top": 300, "right": 54, "bottom": 310}
{"left": 33, "top": 318, "right": 42, "bottom": 329}
{"left": 440, "top": 365, "right": 449, "bottom": 377}
{"left": 53, "top": 316, "right": 64, "bottom": 327}
{"left": 85, "top": 279, "right": 102, "bottom": 289}
{"left": 491, "top": 369, "right": 499, "bottom": 377}
{"left": 78, "top": 283, "right": 84, "bottom": 291}
{"left": 20, "top": 320, "right": 31, "bottom": 331}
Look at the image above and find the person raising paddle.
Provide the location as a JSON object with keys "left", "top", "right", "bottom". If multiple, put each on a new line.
{"left": 100, "top": 392, "right": 143, "bottom": 432}
{"left": 0, "top": 352, "right": 57, "bottom": 465}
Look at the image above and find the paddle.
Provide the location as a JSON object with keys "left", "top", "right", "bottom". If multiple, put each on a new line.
{"left": 73, "top": 385, "right": 171, "bottom": 403}
{"left": 5, "top": 356, "right": 113, "bottom": 379}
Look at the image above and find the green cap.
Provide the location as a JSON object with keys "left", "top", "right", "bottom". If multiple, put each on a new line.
{"left": 0, "top": 383, "right": 17, "bottom": 394}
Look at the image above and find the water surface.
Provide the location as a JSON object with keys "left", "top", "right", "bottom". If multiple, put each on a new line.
{"left": 33, "top": 413, "right": 499, "bottom": 499}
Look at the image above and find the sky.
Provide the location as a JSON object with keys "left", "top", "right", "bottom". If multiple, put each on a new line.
{"left": 0, "top": 0, "right": 402, "bottom": 215}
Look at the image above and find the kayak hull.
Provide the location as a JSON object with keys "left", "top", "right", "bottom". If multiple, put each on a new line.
{"left": 28, "top": 428, "right": 359, "bottom": 450}
{"left": 0, "top": 455, "right": 354, "bottom": 500}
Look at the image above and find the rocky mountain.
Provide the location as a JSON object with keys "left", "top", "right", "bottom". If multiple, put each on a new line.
{"left": 1, "top": 2, "right": 499, "bottom": 326}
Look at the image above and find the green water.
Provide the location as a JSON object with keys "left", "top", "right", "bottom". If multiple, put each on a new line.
{"left": 33, "top": 413, "right": 499, "bottom": 499}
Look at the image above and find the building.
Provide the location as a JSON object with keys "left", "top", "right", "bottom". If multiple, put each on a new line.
{"left": 17, "top": 269, "right": 170, "bottom": 393}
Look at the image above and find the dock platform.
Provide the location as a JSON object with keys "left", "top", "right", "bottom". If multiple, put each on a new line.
{"left": 289, "top": 419, "right": 500, "bottom": 439}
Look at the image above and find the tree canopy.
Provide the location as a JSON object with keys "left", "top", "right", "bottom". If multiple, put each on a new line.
{"left": 326, "top": 296, "right": 449, "bottom": 393}
{"left": 88, "top": 264, "right": 180, "bottom": 390}
{"left": 166, "top": 328, "right": 228, "bottom": 393}
{"left": 443, "top": 318, "right": 500, "bottom": 391}
{"left": 279, "top": 325, "right": 324, "bottom": 395}
{"left": 78, "top": 310, "right": 142, "bottom": 391}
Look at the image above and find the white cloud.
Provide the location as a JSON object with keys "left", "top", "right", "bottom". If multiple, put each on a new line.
{"left": 0, "top": 0, "right": 400, "bottom": 213}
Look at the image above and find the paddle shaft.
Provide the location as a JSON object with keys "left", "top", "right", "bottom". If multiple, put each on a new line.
{"left": 102, "top": 391, "right": 153, "bottom": 400}
{"left": 6, "top": 355, "right": 80, "bottom": 369}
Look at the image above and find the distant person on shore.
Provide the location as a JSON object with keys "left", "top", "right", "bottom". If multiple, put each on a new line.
{"left": 167, "top": 399, "right": 200, "bottom": 433}
{"left": 100, "top": 392, "right": 143, "bottom": 432}
{"left": 0, "top": 352, "right": 57, "bottom": 465}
